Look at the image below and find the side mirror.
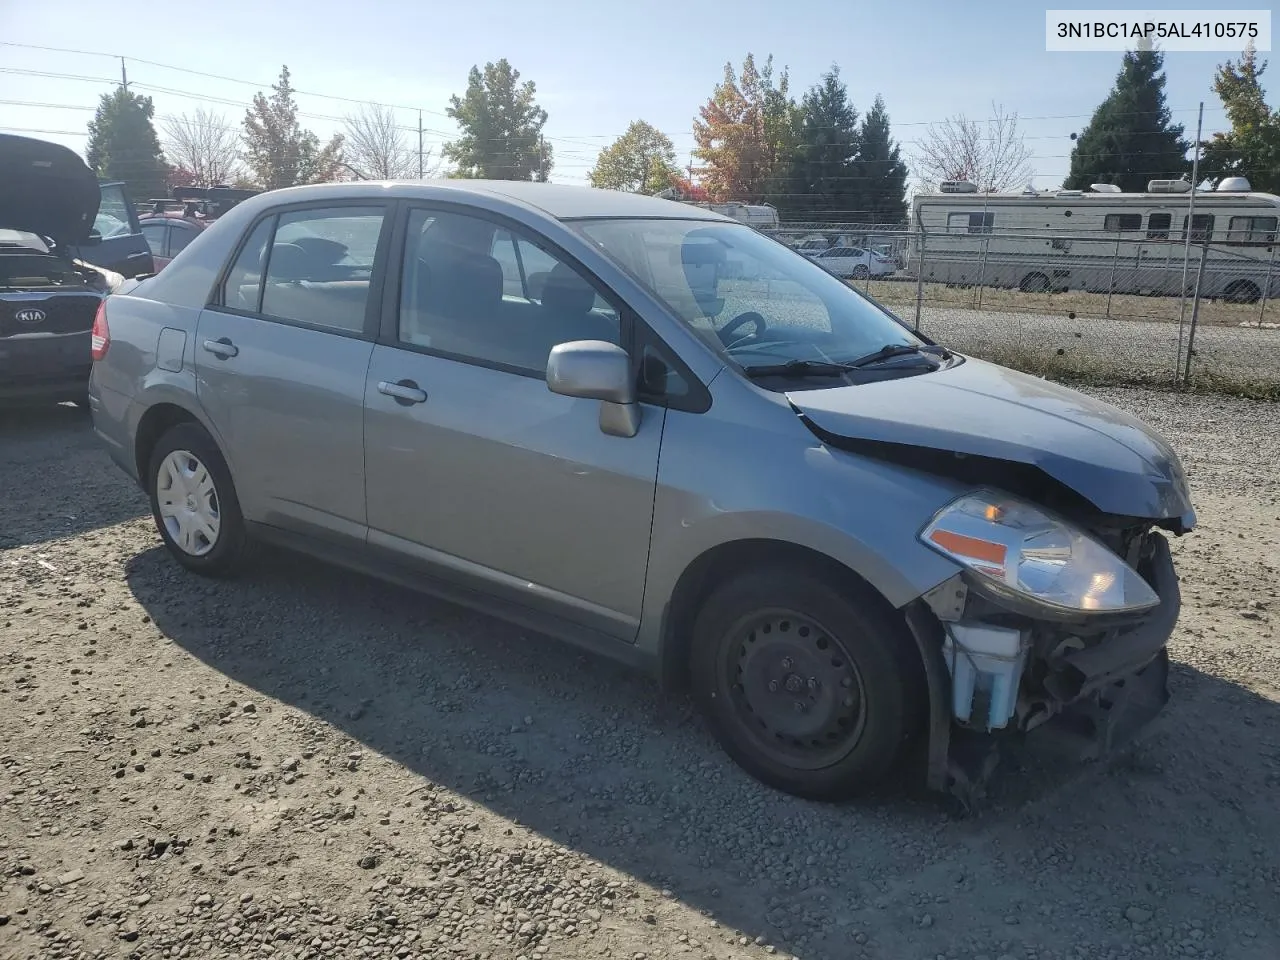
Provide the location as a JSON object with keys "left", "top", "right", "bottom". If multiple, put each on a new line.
{"left": 546, "top": 340, "right": 640, "bottom": 438}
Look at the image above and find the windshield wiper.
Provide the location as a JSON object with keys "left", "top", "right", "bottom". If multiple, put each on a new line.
{"left": 741, "top": 359, "right": 861, "bottom": 379}
{"left": 846, "top": 343, "right": 950, "bottom": 368}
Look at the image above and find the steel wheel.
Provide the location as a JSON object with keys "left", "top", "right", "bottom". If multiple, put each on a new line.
{"left": 719, "top": 608, "right": 869, "bottom": 771}
{"left": 155, "top": 449, "right": 221, "bottom": 557}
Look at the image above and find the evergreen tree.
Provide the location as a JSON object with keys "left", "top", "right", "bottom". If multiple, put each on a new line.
{"left": 443, "top": 59, "right": 552, "bottom": 181}
{"left": 1064, "top": 49, "right": 1189, "bottom": 191}
{"left": 1200, "top": 43, "right": 1280, "bottom": 193}
{"left": 851, "top": 95, "right": 908, "bottom": 224}
{"left": 786, "top": 67, "right": 860, "bottom": 220}
{"left": 86, "top": 87, "right": 168, "bottom": 202}
{"left": 242, "top": 66, "right": 344, "bottom": 189}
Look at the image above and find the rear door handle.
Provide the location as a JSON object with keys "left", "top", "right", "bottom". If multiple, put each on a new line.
{"left": 127, "top": 251, "right": 149, "bottom": 260}
{"left": 202, "top": 337, "right": 239, "bottom": 359}
{"left": 377, "top": 379, "right": 427, "bottom": 405}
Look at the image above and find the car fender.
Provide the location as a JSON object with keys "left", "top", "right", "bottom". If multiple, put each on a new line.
{"left": 634, "top": 388, "right": 969, "bottom": 657}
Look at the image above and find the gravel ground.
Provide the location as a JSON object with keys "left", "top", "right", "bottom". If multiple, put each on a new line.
{"left": 2, "top": 387, "right": 1279, "bottom": 960}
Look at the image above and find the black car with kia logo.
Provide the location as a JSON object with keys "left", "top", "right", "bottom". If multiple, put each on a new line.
{"left": 1, "top": 134, "right": 129, "bottom": 407}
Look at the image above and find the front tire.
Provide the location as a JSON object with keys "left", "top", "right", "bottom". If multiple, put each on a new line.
{"left": 690, "top": 566, "right": 920, "bottom": 800}
{"left": 147, "top": 421, "right": 253, "bottom": 576}
{"left": 851, "top": 264, "right": 870, "bottom": 280}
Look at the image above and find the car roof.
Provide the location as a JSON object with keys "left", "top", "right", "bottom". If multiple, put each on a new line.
{"left": 227, "top": 179, "right": 734, "bottom": 223}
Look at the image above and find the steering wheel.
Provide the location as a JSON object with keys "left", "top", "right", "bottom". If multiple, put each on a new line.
{"left": 717, "top": 311, "right": 767, "bottom": 349}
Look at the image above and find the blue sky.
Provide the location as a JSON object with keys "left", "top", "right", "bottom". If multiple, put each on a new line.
{"left": 0, "top": 0, "right": 1258, "bottom": 191}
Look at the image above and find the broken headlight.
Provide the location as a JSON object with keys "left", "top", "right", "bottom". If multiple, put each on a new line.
{"left": 919, "top": 490, "right": 1159, "bottom": 615}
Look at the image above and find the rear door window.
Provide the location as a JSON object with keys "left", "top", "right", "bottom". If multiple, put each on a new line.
{"left": 141, "top": 221, "right": 168, "bottom": 258}
{"left": 94, "top": 184, "right": 135, "bottom": 239}
{"left": 168, "top": 222, "right": 200, "bottom": 255}
{"left": 258, "top": 207, "right": 387, "bottom": 334}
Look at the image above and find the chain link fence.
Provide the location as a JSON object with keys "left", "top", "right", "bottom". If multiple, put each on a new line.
{"left": 764, "top": 221, "right": 1280, "bottom": 395}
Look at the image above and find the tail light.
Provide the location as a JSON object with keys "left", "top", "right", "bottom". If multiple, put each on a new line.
{"left": 91, "top": 299, "right": 110, "bottom": 361}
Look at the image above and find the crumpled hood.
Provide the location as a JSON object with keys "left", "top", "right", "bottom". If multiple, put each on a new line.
{"left": 789, "top": 357, "right": 1195, "bottom": 525}
{"left": 0, "top": 133, "right": 101, "bottom": 245}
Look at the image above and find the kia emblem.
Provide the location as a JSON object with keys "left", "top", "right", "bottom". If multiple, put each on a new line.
{"left": 15, "top": 308, "right": 47, "bottom": 324}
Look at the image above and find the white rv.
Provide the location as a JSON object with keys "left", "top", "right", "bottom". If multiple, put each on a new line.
{"left": 907, "top": 178, "right": 1280, "bottom": 303}
{"left": 651, "top": 188, "right": 781, "bottom": 231}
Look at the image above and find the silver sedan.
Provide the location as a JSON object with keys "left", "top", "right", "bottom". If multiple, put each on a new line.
{"left": 88, "top": 180, "right": 1194, "bottom": 803}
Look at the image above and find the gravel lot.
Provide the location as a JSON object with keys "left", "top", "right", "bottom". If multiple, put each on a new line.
{"left": 3, "top": 387, "right": 1279, "bottom": 960}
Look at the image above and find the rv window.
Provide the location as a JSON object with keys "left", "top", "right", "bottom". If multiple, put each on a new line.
{"left": 1226, "top": 215, "right": 1277, "bottom": 245}
{"left": 947, "top": 212, "right": 994, "bottom": 234}
{"left": 1104, "top": 214, "right": 1142, "bottom": 232}
{"left": 1182, "top": 214, "right": 1214, "bottom": 244}
{"left": 1146, "top": 213, "right": 1172, "bottom": 240}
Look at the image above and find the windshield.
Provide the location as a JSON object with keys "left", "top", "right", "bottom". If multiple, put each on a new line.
{"left": 573, "top": 218, "right": 921, "bottom": 369}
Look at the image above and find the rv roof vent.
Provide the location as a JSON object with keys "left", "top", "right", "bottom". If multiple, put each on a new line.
{"left": 1147, "top": 179, "right": 1192, "bottom": 194}
{"left": 1216, "top": 176, "right": 1252, "bottom": 192}
{"left": 1090, "top": 183, "right": 1122, "bottom": 193}
{"left": 939, "top": 180, "right": 978, "bottom": 194}
{"left": 1056, "top": 189, "right": 1084, "bottom": 197}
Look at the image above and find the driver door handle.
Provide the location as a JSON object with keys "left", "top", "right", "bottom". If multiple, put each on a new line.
{"left": 202, "top": 337, "right": 238, "bottom": 359}
{"left": 378, "top": 379, "right": 427, "bottom": 405}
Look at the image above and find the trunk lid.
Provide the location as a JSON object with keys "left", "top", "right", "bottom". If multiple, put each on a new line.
{"left": 0, "top": 133, "right": 102, "bottom": 245}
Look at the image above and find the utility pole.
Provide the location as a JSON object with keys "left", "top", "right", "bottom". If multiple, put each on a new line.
{"left": 1174, "top": 101, "right": 1205, "bottom": 381}
{"left": 418, "top": 110, "right": 424, "bottom": 180}
{"left": 120, "top": 57, "right": 129, "bottom": 91}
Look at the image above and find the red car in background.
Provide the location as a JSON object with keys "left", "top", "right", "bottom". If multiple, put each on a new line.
{"left": 138, "top": 206, "right": 210, "bottom": 272}
{"left": 137, "top": 186, "right": 260, "bottom": 272}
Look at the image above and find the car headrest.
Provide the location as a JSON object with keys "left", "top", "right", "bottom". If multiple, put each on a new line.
{"left": 540, "top": 261, "right": 595, "bottom": 318}
{"left": 266, "top": 242, "right": 310, "bottom": 281}
{"left": 423, "top": 245, "right": 503, "bottom": 318}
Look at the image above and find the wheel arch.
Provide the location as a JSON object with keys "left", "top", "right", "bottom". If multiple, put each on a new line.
{"left": 134, "top": 400, "right": 211, "bottom": 489}
{"left": 656, "top": 538, "right": 920, "bottom": 694}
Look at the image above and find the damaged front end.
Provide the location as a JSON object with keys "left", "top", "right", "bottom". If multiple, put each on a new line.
{"left": 904, "top": 492, "right": 1185, "bottom": 806}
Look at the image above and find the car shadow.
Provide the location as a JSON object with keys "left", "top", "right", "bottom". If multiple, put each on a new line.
{"left": 123, "top": 542, "right": 1280, "bottom": 958}
{"left": 0, "top": 403, "right": 149, "bottom": 549}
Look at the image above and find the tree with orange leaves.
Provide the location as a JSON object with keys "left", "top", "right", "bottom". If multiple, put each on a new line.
{"left": 693, "top": 53, "right": 796, "bottom": 203}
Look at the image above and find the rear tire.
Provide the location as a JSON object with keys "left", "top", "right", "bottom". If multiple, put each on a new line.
{"left": 851, "top": 265, "right": 870, "bottom": 280}
{"left": 690, "top": 566, "right": 920, "bottom": 800}
{"left": 1019, "top": 272, "right": 1050, "bottom": 293}
{"left": 1223, "top": 280, "right": 1261, "bottom": 304}
{"left": 147, "top": 421, "right": 254, "bottom": 577}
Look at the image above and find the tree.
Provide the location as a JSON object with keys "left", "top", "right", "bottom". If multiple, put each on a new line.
{"left": 915, "top": 103, "right": 1034, "bottom": 193}
{"left": 588, "top": 120, "right": 680, "bottom": 193}
{"left": 693, "top": 53, "right": 794, "bottom": 202}
{"left": 1200, "top": 42, "right": 1280, "bottom": 193}
{"left": 664, "top": 176, "right": 709, "bottom": 202}
{"left": 443, "top": 59, "right": 552, "bottom": 180}
{"left": 783, "top": 67, "right": 861, "bottom": 219}
{"left": 343, "top": 103, "right": 424, "bottom": 180}
{"left": 1064, "top": 49, "right": 1189, "bottom": 191}
{"left": 242, "top": 65, "right": 344, "bottom": 189}
{"left": 850, "top": 95, "right": 908, "bottom": 224}
{"left": 161, "top": 108, "right": 243, "bottom": 186}
{"left": 86, "top": 87, "right": 168, "bottom": 202}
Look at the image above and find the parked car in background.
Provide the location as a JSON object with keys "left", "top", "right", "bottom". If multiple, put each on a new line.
{"left": 1, "top": 134, "right": 124, "bottom": 406}
{"left": 90, "top": 180, "right": 1193, "bottom": 803}
{"left": 73, "top": 178, "right": 154, "bottom": 279}
{"left": 140, "top": 207, "right": 212, "bottom": 273}
{"left": 139, "top": 188, "right": 262, "bottom": 273}
{"left": 807, "top": 245, "right": 898, "bottom": 279}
